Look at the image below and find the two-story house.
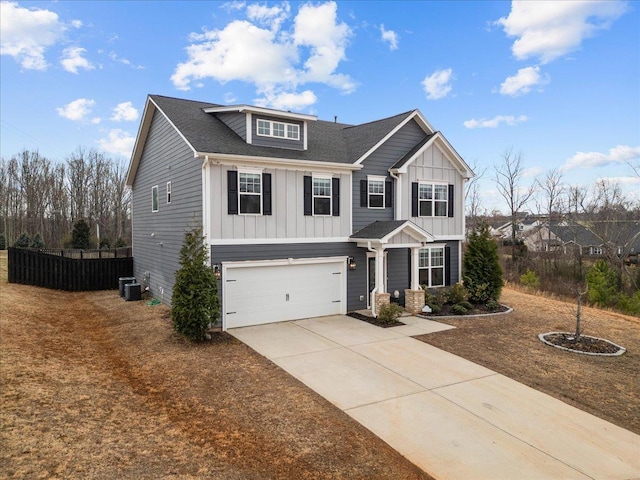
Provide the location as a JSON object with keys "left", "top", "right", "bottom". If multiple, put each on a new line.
{"left": 126, "top": 94, "right": 474, "bottom": 330}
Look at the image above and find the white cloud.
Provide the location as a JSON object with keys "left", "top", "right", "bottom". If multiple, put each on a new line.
{"left": 0, "top": 1, "right": 65, "bottom": 70}
{"left": 108, "top": 52, "right": 144, "bottom": 69}
{"left": 56, "top": 98, "right": 100, "bottom": 123}
{"left": 254, "top": 89, "right": 317, "bottom": 111}
{"left": 562, "top": 145, "right": 640, "bottom": 171}
{"left": 380, "top": 24, "right": 398, "bottom": 50}
{"left": 171, "top": 1, "right": 355, "bottom": 110}
{"left": 495, "top": 0, "right": 628, "bottom": 63}
{"left": 463, "top": 114, "right": 528, "bottom": 129}
{"left": 97, "top": 129, "right": 135, "bottom": 157}
{"left": 596, "top": 176, "right": 640, "bottom": 185}
{"left": 421, "top": 68, "right": 453, "bottom": 100}
{"left": 110, "top": 102, "right": 139, "bottom": 122}
{"left": 60, "top": 46, "right": 94, "bottom": 74}
{"left": 499, "top": 66, "right": 549, "bottom": 96}
{"left": 523, "top": 166, "right": 542, "bottom": 178}
{"left": 71, "top": 19, "right": 83, "bottom": 29}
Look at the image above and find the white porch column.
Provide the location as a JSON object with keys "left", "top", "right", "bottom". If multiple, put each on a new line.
{"left": 376, "top": 248, "right": 385, "bottom": 293}
{"left": 411, "top": 246, "right": 421, "bottom": 290}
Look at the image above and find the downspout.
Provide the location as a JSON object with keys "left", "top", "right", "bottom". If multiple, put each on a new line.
{"left": 367, "top": 241, "right": 378, "bottom": 317}
{"left": 389, "top": 170, "right": 401, "bottom": 221}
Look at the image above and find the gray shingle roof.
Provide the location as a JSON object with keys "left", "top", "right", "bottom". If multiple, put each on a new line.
{"left": 350, "top": 220, "right": 408, "bottom": 240}
{"left": 391, "top": 133, "right": 436, "bottom": 170}
{"left": 150, "top": 95, "right": 418, "bottom": 164}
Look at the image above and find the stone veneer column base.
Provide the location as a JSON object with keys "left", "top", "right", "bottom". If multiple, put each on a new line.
{"left": 404, "top": 289, "right": 425, "bottom": 315}
{"left": 374, "top": 292, "right": 391, "bottom": 316}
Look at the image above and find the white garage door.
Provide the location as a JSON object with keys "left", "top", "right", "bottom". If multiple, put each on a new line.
{"left": 224, "top": 259, "right": 345, "bottom": 329}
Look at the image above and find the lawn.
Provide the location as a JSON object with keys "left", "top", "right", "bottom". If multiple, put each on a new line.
{"left": 0, "top": 251, "right": 431, "bottom": 480}
{"left": 415, "top": 286, "right": 640, "bottom": 435}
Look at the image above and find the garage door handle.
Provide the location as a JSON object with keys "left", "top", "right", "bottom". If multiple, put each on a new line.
{"left": 227, "top": 312, "right": 236, "bottom": 315}
{"left": 332, "top": 300, "right": 341, "bottom": 303}
{"left": 226, "top": 279, "right": 236, "bottom": 282}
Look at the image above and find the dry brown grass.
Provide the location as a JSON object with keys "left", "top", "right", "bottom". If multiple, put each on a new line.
{"left": 0, "top": 251, "right": 431, "bottom": 480}
{"left": 416, "top": 287, "right": 640, "bottom": 435}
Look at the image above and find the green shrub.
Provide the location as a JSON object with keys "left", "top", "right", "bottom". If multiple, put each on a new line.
{"left": 172, "top": 227, "right": 220, "bottom": 341}
{"left": 377, "top": 303, "right": 403, "bottom": 324}
{"left": 459, "top": 300, "right": 473, "bottom": 310}
{"left": 446, "top": 283, "right": 468, "bottom": 304}
{"left": 429, "top": 304, "right": 441, "bottom": 314}
{"left": 586, "top": 260, "right": 619, "bottom": 307}
{"left": 486, "top": 300, "right": 500, "bottom": 312}
{"left": 99, "top": 238, "right": 111, "bottom": 249}
{"left": 451, "top": 304, "right": 468, "bottom": 315}
{"left": 114, "top": 237, "right": 127, "bottom": 248}
{"left": 520, "top": 269, "right": 540, "bottom": 289}
{"left": 13, "top": 233, "right": 30, "bottom": 248}
{"left": 424, "top": 288, "right": 446, "bottom": 308}
{"left": 30, "top": 233, "right": 45, "bottom": 249}
{"left": 0, "top": 233, "right": 6, "bottom": 250}
{"left": 463, "top": 226, "right": 503, "bottom": 301}
{"left": 617, "top": 290, "right": 640, "bottom": 316}
{"left": 71, "top": 219, "right": 92, "bottom": 249}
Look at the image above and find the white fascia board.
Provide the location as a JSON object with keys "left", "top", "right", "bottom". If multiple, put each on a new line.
{"left": 209, "top": 237, "right": 350, "bottom": 246}
{"left": 222, "top": 256, "right": 346, "bottom": 269}
{"left": 392, "top": 134, "right": 438, "bottom": 175}
{"left": 434, "top": 133, "right": 475, "bottom": 179}
{"left": 393, "top": 133, "right": 473, "bottom": 179}
{"left": 198, "top": 152, "right": 362, "bottom": 173}
{"left": 127, "top": 96, "right": 197, "bottom": 187}
{"left": 432, "top": 234, "right": 466, "bottom": 241}
{"left": 380, "top": 222, "right": 435, "bottom": 244}
{"left": 355, "top": 110, "right": 434, "bottom": 166}
{"left": 203, "top": 105, "right": 317, "bottom": 122}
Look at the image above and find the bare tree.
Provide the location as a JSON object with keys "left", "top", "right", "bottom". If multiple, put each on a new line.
{"left": 494, "top": 148, "right": 535, "bottom": 261}
{"left": 532, "top": 168, "right": 565, "bottom": 278}
{"left": 465, "top": 159, "right": 486, "bottom": 232}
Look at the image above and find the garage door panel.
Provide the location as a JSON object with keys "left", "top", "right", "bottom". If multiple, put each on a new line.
{"left": 224, "top": 261, "right": 345, "bottom": 329}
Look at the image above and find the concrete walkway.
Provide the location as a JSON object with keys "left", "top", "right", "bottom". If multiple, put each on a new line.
{"left": 229, "top": 315, "right": 640, "bottom": 480}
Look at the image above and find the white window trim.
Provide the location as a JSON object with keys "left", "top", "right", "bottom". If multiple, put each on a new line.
{"left": 166, "top": 181, "right": 172, "bottom": 204}
{"left": 418, "top": 181, "right": 448, "bottom": 218}
{"left": 367, "top": 175, "right": 386, "bottom": 209}
{"left": 256, "top": 118, "right": 300, "bottom": 141}
{"left": 419, "top": 244, "right": 446, "bottom": 288}
{"left": 151, "top": 185, "right": 159, "bottom": 212}
{"left": 312, "top": 175, "right": 332, "bottom": 216}
{"left": 238, "top": 169, "right": 263, "bottom": 216}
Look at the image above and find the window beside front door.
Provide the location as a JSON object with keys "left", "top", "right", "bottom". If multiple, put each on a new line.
{"left": 419, "top": 246, "right": 445, "bottom": 287}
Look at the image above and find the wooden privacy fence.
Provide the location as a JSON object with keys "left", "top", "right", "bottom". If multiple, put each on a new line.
{"left": 8, "top": 247, "right": 133, "bottom": 291}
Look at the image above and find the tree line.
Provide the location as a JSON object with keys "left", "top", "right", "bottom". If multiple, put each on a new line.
{"left": 0, "top": 148, "right": 131, "bottom": 250}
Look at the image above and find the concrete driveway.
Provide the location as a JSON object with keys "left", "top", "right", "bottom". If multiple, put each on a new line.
{"left": 229, "top": 315, "right": 640, "bottom": 480}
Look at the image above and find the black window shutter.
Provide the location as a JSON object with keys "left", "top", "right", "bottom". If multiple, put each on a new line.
{"left": 411, "top": 182, "right": 418, "bottom": 217}
{"left": 227, "top": 170, "right": 238, "bottom": 215}
{"left": 448, "top": 184, "right": 454, "bottom": 217}
{"left": 332, "top": 177, "right": 340, "bottom": 216}
{"left": 303, "top": 175, "right": 312, "bottom": 216}
{"left": 385, "top": 181, "right": 393, "bottom": 208}
{"left": 262, "top": 173, "right": 272, "bottom": 215}
{"left": 445, "top": 245, "right": 452, "bottom": 286}
{"left": 360, "top": 179, "right": 367, "bottom": 207}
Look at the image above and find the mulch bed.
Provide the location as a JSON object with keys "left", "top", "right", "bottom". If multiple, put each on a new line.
{"left": 540, "top": 332, "right": 624, "bottom": 355}
{"left": 421, "top": 303, "right": 510, "bottom": 317}
{"left": 347, "top": 311, "right": 404, "bottom": 328}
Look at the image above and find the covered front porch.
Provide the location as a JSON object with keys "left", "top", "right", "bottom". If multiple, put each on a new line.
{"left": 350, "top": 220, "right": 434, "bottom": 317}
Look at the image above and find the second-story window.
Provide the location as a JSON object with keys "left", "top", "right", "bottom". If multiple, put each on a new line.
{"left": 239, "top": 172, "right": 261, "bottom": 214}
{"left": 418, "top": 183, "right": 448, "bottom": 217}
{"left": 368, "top": 178, "right": 385, "bottom": 208}
{"left": 313, "top": 177, "right": 332, "bottom": 215}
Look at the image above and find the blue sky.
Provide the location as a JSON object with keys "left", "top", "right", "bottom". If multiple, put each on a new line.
{"left": 1, "top": 0, "right": 639, "bottom": 213}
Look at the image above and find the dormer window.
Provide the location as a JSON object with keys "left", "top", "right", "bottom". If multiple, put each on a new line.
{"left": 257, "top": 119, "right": 300, "bottom": 140}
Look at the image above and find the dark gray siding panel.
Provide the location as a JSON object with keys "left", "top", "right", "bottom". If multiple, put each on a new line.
{"left": 353, "top": 119, "right": 425, "bottom": 233}
{"left": 447, "top": 240, "right": 460, "bottom": 284}
{"left": 217, "top": 112, "right": 246, "bottom": 140}
{"left": 131, "top": 109, "right": 202, "bottom": 305}
{"left": 251, "top": 115, "right": 305, "bottom": 150}
{"left": 211, "top": 242, "right": 367, "bottom": 311}
{"left": 386, "top": 248, "right": 410, "bottom": 306}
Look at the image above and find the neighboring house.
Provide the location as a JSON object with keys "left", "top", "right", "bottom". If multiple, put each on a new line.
{"left": 126, "top": 94, "right": 474, "bottom": 330}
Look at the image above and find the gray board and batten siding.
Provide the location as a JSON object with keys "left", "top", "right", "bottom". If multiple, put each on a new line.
{"left": 131, "top": 108, "right": 203, "bottom": 305}
{"left": 352, "top": 119, "right": 425, "bottom": 232}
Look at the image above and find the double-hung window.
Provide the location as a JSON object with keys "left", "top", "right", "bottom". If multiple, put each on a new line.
{"left": 239, "top": 172, "right": 261, "bottom": 214}
{"left": 419, "top": 246, "right": 445, "bottom": 287}
{"left": 418, "top": 182, "right": 448, "bottom": 217}
{"left": 368, "top": 177, "right": 385, "bottom": 208}
{"left": 313, "top": 177, "right": 332, "bottom": 215}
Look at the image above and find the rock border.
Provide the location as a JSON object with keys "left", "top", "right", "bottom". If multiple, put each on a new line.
{"left": 420, "top": 304, "right": 513, "bottom": 320}
{"left": 538, "top": 332, "right": 626, "bottom": 357}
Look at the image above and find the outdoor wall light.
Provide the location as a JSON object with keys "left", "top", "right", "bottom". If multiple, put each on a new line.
{"left": 213, "top": 264, "right": 221, "bottom": 279}
{"left": 347, "top": 256, "right": 357, "bottom": 271}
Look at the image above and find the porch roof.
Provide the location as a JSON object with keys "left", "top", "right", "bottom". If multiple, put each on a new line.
{"left": 349, "top": 220, "right": 434, "bottom": 248}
